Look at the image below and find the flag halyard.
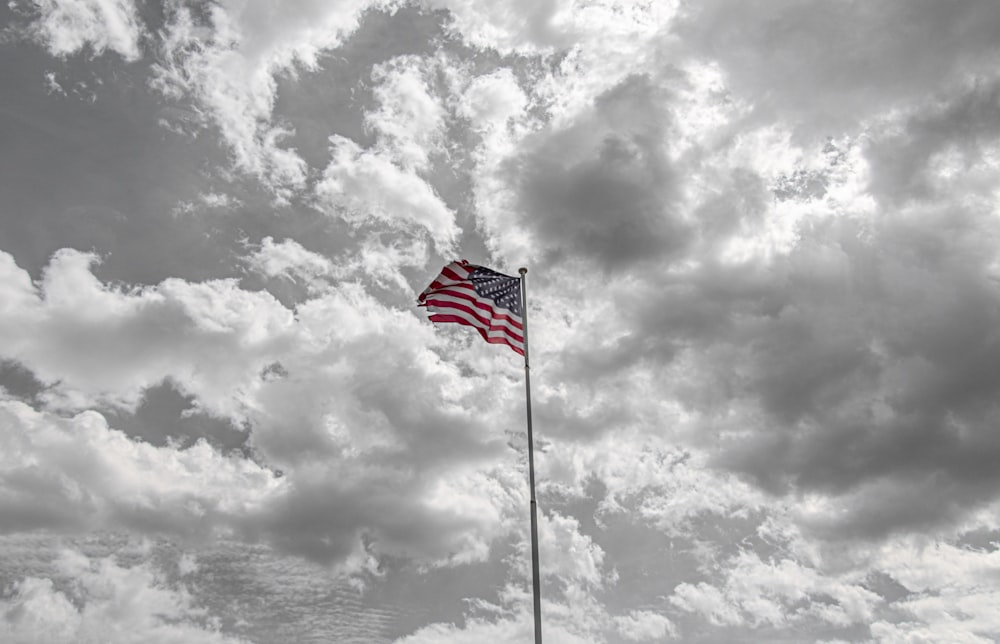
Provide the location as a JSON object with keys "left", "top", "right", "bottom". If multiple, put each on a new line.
{"left": 418, "top": 260, "right": 525, "bottom": 355}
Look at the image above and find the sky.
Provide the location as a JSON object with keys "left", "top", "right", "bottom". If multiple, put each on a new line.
{"left": 3, "top": 0, "right": 1000, "bottom": 642}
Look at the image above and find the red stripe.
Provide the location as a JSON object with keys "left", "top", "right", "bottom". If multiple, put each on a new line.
{"left": 427, "top": 288, "right": 523, "bottom": 328}
{"left": 423, "top": 299, "right": 524, "bottom": 343}
{"left": 428, "top": 280, "right": 475, "bottom": 293}
{"left": 429, "top": 314, "right": 524, "bottom": 355}
{"left": 419, "top": 261, "right": 525, "bottom": 356}
{"left": 440, "top": 265, "right": 470, "bottom": 283}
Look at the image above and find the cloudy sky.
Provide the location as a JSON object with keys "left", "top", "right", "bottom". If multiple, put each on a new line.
{"left": 3, "top": 1, "right": 1000, "bottom": 642}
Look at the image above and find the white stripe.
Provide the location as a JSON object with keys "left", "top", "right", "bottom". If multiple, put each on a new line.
{"left": 426, "top": 292, "right": 523, "bottom": 331}
{"left": 447, "top": 261, "right": 472, "bottom": 278}
{"left": 427, "top": 305, "right": 525, "bottom": 350}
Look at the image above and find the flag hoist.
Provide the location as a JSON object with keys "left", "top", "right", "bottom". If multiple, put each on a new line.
{"left": 418, "top": 260, "right": 543, "bottom": 644}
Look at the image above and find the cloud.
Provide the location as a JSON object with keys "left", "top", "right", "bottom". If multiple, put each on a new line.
{"left": 457, "top": 68, "right": 527, "bottom": 134}
{"left": 0, "top": 247, "right": 544, "bottom": 568}
{"left": 425, "top": 0, "right": 673, "bottom": 57}
{"left": 13, "top": 0, "right": 1000, "bottom": 641}
{"left": 366, "top": 55, "right": 448, "bottom": 172}
{"left": 0, "top": 550, "right": 246, "bottom": 644}
{"left": 858, "top": 538, "right": 1000, "bottom": 642}
{"left": 238, "top": 281, "right": 526, "bottom": 564}
{"left": 0, "top": 248, "right": 295, "bottom": 414}
{"left": 669, "top": 551, "right": 879, "bottom": 630}
{"left": 866, "top": 79, "right": 1000, "bottom": 206}
{"left": 28, "top": 0, "right": 144, "bottom": 61}
{"left": 0, "top": 247, "right": 527, "bottom": 566}
{"left": 493, "top": 54, "right": 1000, "bottom": 541}
{"left": 394, "top": 511, "right": 637, "bottom": 644}
{"left": 0, "top": 397, "right": 281, "bottom": 536}
{"left": 244, "top": 235, "right": 336, "bottom": 289}
{"left": 673, "top": 0, "right": 1000, "bottom": 134}
{"left": 614, "top": 610, "right": 677, "bottom": 641}
{"left": 316, "top": 135, "right": 459, "bottom": 254}
{"left": 151, "top": 0, "right": 395, "bottom": 197}
{"left": 511, "top": 74, "right": 689, "bottom": 272}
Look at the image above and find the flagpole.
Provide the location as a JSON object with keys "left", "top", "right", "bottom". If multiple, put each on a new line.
{"left": 519, "top": 267, "right": 543, "bottom": 644}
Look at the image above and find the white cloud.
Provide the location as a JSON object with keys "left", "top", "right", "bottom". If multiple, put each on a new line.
{"left": 426, "top": 0, "right": 675, "bottom": 57}
{"left": 0, "top": 247, "right": 533, "bottom": 569}
{"left": 0, "top": 248, "right": 295, "bottom": 414}
{"left": 457, "top": 68, "right": 527, "bottom": 133}
{"left": 350, "top": 234, "right": 429, "bottom": 291}
{"left": 0, "top": 550, "right": 246, "bottom": 644}
{"left": 0, "top": 397, "right": 282, "bottom": 535}
{"left": 151, "top": 0, "right": 394, "bottom": 197}
{"left": 245, "top": 236, "right": 336, "bottom": 289}
{"left": 868, "top": 539, "right": 1000, "bottom": 641}
{"left": 669, "top": 551, "right": 879, "bottom": 630}
{"left": 871, "top": 591, "right": 1000, "bottom": 643}
{"left": 538, "top": 512, "right": 606, "bottom": 587}
{"left": 614, "top": 610, "right": 677, "bottom": 641}
{"left": 669, "top": 582, "right": 741, "bottom": 627}
{"left": 671, "top": 0, "right": 1000, "bottom": 134}
{"left": 316, "top": 135, "right": 459, "bottom": 254}
{"left": 367, "top": 55, "right": 448, "bottom": 172}
{"left": 535, "top": 432, "right": 763, "bottom": 536}
{"left": 29, "top": 0, "right": 144, "bottom": 60}
{"left": 16, "top": 0, "right": 1000, "bottom": 641}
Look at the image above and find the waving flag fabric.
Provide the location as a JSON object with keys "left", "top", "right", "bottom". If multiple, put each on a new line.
{"left": 418, "top": 260, "right": 524, "bottom": 355}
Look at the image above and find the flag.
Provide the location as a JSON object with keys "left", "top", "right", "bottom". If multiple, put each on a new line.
{"left": 418, "top": 260, "right": 524, "bottom": 355}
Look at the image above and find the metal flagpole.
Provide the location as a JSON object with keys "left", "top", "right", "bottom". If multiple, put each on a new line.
{"left": 518, "top": 267, "right": 542, "bottom": 644}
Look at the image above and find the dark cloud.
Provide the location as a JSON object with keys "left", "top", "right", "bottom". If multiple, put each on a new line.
{"left": 103, "top": 380, "right": 248, "bottom": 451}
{"left": 8, "top": 0, "right": 1000, "bottom": 639}
{"left": 274, "top": 6, "right": 452, "bottom": 171}
{"left": 0, "top": 16, "right": 363, "bottom": 292}
{"left": 866, "top": 78, "right": 1000, "bottom": 205}
{"left": 513, "top": 75, "right": 691, "bottom": 272}
{"left": 702, "top": 208, "right": 1000, "bottom": 535}
{"left": 0, "top": 360, "right": 44, "bottom": 403}
{"left": 676, "top": 0, "right": 1000, "bottom": 134}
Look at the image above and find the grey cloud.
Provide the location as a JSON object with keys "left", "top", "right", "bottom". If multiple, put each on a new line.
{"left": 513, "top": 75, "right": 691, "bottom": 272}
{"left": 104, "top": 380, "right": 249, "bottom": 452}
{"left": 254, "top": 473, "right": 490, "bottom": 564}
{"left": 707, "top": 211, "right": 1000, "bottom": 535}
{"left": 551, "top": 166, "right": 774, "bottom": 387}
{"left": 675, "top": 0, "right": 1000, "bottom": 133}
{"left": 0, "top": 360, "right": 44, "bottom": 403}
{"left": 541, "top": 138, "right": 1000, "bottom": 537}
{"left": 866, "top": 79, "right": 1000, "bottom": 205}
{"left": 0, "top": 24, "right": 362, "bottom": 291}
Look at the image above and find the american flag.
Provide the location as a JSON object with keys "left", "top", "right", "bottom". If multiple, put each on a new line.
{"left": 418, "top": 260, "right": 524, "bottom": 355}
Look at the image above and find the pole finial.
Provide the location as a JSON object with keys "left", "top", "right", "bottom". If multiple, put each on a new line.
{"left": 519, "top": 267, "right": 527, "bottom": 275}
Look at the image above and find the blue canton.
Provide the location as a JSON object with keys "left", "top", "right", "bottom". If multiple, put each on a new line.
{"left": 469, "top": 267, "right": 522, "bottom": 316}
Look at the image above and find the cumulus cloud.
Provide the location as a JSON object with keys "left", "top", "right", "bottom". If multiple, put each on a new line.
{"left": 0, "top": 550, "right": 245, "bottom": 643}
{"left": 245, "top": 235, "right": 336, "bottom": 290}
{"left": 0, "top": 247, "right": 527, "bottom": 568}
{"left": 316, "top": 135, "right": 459, "bottom": 254}
{"left": 150, "top": 0, "right": 395, "bottom": 197}
{"left": 614, "top": 610, "right": 677, "bottom": 641}
{"left": 670, "top": 551, "right": 879, "bottom": 630}
{"left": 477, "top": 16, "right": 1000, "bottom": 542}
{"left": 511, "top": 74, "right": 688, "bottom": 272}
{"left": 395, "top": 510, "right": 637, "bottom": 643}
{"left": 457, "top": 68, "right": 527, "bottom": 134}
{"left": 366, "top": 55, "right": 448, "bottom": 172}
{"left": 0, "top": 248, "right": 295, "bottom": 414}
{"left": 426, "top": 0, "right": 673, "bottom": 58}
{"left": 13, "top": 0, "right": 1000, "bottom": 640}
{"left": 28, "top": 0, "right": 145, "bottom": 60}
{"left": 672, "top": 0, "right": 1000, "bottom": 134}
{"left": 0, "top": 397, "right": 281, "bottom": 536}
